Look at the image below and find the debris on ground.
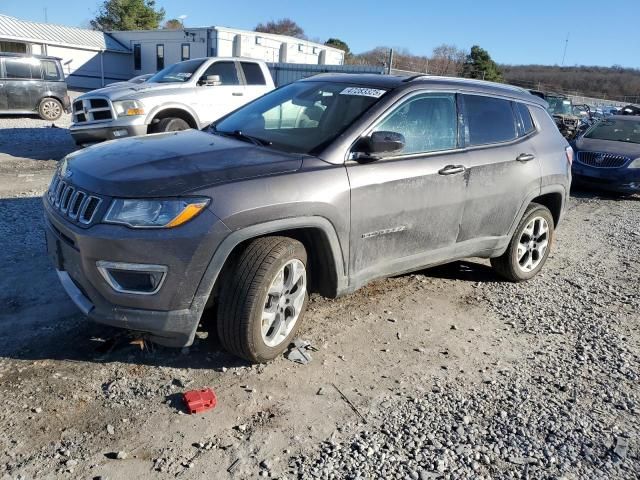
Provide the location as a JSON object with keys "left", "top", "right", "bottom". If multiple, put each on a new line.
{"left": 183, "top": 388, "right": 217, "bottom": 414}
{"left": 285, "top": 338, "right": 317, "bottom": 365}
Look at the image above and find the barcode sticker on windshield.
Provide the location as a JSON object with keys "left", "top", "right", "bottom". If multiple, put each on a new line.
{"left": 340, "top": 87, "right": 386, "bottom": 98}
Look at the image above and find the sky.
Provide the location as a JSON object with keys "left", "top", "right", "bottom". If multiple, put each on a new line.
{"left": 1, "top": 0, "right": 639, "bottom": 68}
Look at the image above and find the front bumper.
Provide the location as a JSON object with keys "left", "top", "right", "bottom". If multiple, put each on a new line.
{"left": 572, "top": 162, "right": 640, "bottom": 194}
{"left": 70, "top": 121, "right": 147, "bottom": 145}
{"left": 44, "top": 199, "right": 230, "bottom": 347}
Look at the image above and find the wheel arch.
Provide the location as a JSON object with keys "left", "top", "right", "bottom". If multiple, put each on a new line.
{"left": 530, "top": 190, "right": 564, "bottom": 228}
{"left": 147, "top": 105, "right": 200, "bottom": 130}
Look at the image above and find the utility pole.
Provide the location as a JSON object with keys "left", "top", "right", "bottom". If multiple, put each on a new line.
{"left": 387, "top": 48, "right": 394, "bottom": 74}
{"left": 561, "top": 33, "right": 569, "bottom": 66}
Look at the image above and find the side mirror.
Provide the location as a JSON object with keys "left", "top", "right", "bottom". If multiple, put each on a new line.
{"left": 199, "top": 74, "right": 221, "bottom": 86}
{"left": 354, "top": 131, "right": 405, "bottom": 160}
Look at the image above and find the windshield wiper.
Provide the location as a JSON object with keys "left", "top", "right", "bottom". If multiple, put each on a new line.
{"left": 213, "top": 129, "right": 272, "bottom": 147}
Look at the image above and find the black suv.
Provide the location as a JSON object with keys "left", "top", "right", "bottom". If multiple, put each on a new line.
{"left": 0, "top": 53, "right": 70, "bottom": 120}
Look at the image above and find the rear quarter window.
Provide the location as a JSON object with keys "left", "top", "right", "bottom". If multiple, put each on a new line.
{"left": 462, "top": 94, "right": 518, "bottom": 146}
{"left": 42, "top": 60, "right": 61, "bottom": 81}
{"left": 515, "top": 102, "right": 535, "bottom": 136}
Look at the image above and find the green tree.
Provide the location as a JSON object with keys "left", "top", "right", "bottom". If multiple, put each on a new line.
{"left": 255, "top": 18, "right": 306, "bottom": 39}
{"left": 163, "top": 19, "right": 183, "bottom": 30}
{"left": 325, "top": 38, "right": 350, "bottom": 55}
{"left": 90, "top": 0, "right": 165, "bottom": 31}
{"left": 462, "top": 45, "right": 503, "bottom": 82}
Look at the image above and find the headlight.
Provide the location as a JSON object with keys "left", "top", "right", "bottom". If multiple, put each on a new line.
{"left": 113, "top": 99, "right": 145, "bottom": 117}
{"left": 629, "top": 158, "right": 640, "bottom": 168}
{"left": 104, "top": 198, "right": 209, "bottom": 228}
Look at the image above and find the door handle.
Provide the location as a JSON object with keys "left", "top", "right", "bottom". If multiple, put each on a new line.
{"left": 516, "top": 153, "right": 536, "bottom": 162}
{"left": 438, "top": 164, "right": 466, "bottom": 175}
{"left": 232, "top": 92, "right": 244, "bottom": 96}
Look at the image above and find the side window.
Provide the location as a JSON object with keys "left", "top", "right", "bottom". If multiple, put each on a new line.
{"left": 515, "top": 102, "right": 535, "bottom": 136}
{"left": 241, "top": 62, "right": 266, "bottom": 85}
{"left": 181, "top": 43, "right": 190, "bottom": 61}
{"left": 42, "top": 60, "right": 60, "bottom": 80}
{"left": 203, "top": 61, "right": 239, "bottom": 85}
{"left": 4, "top": 58, "right": 40, "bottom": 79}
{"left": 133, "top": 44, "right": 141, "bottom": 70}
{"left": 462, "top": 94, "right": 518, "bottom": 146}
{"left": 372, "top": 93, "right": 458, "bottom": 155}
{"left": 156, "top": 44, "right": 164, "bottom": 71}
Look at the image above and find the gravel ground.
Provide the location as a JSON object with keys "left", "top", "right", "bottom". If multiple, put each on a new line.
{"left": 290, "top": 195, "right": 640, "bottom": 480}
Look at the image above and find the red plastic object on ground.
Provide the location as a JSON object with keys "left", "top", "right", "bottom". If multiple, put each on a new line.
{"left": 183, "top": 388, "right": 217, "bottom": 414}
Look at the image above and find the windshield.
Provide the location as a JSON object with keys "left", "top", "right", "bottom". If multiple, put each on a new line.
{"left": 547, "top": 97, "right": 573, "bottom": 116}
{"left": 212, "top": 81, "right": 388, "bottom": 154}
{"left": 147, "top": 59, "right": 205, "bottom": 83}
{"left": 584, "top": 118, "right": 640, "bottom": 144}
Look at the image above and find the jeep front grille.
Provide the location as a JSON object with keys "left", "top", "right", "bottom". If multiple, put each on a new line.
{"left": 47, "top": 175, "right": 102, "bottom": 225}
{"left": 576, "top": 151, "right": 630, "bottom": 169}
{"left": 72, "top": 97, "right": 113, "bottom": 123}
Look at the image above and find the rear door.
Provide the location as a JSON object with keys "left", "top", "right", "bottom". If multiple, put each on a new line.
{"left": 2, "top": 57, "right": 42, "bottom": 112}
{"left": 346, "top": 91, "right": 468, "bottom": 280}
{"left": 456, "top": 94, "right": 541, "bottom": 242}
{"left": 239, "top": 61, "right": 269, "bottom": 102}
{"left": 196, "top": 60, "right": 245, "bottom": 123}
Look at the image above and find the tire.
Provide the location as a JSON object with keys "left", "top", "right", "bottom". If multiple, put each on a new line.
{"left": 152, "top": 117, "right": 190, "bottom": 133}
{"left": 491, "top": 203, "right": 555, "bottom": 282}
{"left": 38, "top": 97, "right": 63, "bottom": 121}
{"left": 216, "top": 236, "right": 309, "bottom": 363}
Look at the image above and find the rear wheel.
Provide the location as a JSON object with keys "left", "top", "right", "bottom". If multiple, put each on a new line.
{"left": 38, "top": 97, "right": 63, "bottom": 121}
{"left": 216, "top": 237, "right": 308, "bottom": 363}
{"left": 491, "top": 203, "right": 554, "bottom": 282}
{"left": 151, "top": 117, "right": 190, "bottom": 133}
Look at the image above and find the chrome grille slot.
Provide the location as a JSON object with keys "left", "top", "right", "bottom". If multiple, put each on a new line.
{"left": 46, "top": 173, "right": 103, "bottom": 226}
{"left": 72, "top": 97, "right": 114, "bottom": 124}
{"left": 577, "top": 151, "right": 630, "bottom": 169}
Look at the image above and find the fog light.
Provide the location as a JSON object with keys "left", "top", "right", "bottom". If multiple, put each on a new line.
{"left": 112, "top": 129, "right": 128, "bottom": 138}
{"left": 96, "top": 261, "right": 167, "bottom": 294}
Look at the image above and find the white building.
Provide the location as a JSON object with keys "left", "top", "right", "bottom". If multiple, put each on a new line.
{"left": 109, "top": 26, "right": 345, "bottom": 76}
{"left": 0, "top": 14, "right": 131, "bottom": 89}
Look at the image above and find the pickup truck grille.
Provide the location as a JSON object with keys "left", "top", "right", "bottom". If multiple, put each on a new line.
{"left": 576, "top": 151, "right": 630, "bottom": 169}
{"left": 72, "top": 97, "right": 113, "bottom": 123}
{"left": 47, "top": 174, "right": 103, "bottom": 225}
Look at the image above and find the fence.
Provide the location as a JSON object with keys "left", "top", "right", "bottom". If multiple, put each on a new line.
{"left": 267, "top": 63, "right": 385, "bottom": 87}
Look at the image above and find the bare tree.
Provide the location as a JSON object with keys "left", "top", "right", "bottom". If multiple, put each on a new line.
{"left": 255, "top": 18, "right": 306, "bottom": 39}
{"left": 429, "top": 44, "right": 466, "bottom": 76}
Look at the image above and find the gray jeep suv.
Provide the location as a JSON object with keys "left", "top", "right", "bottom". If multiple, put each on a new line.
{"left": 44, "top": 74, "right": 572, "bottom": 362}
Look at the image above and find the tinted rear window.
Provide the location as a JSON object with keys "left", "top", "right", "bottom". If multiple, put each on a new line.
{"left": 463, "top": 94, "right": 517, "bottom": 146}
{"left": 241, "top": 62, "right": 266, "bottom": 85}
{"left": 3, "top": 58, "right": 41, "bottom": 79}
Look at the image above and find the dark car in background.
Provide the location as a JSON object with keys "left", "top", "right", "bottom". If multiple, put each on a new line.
{"left": 0, "top": 52, "right": 70, "bottom": 121}
{"left": 572, "top": 116, "right": 640, "bottom": 195}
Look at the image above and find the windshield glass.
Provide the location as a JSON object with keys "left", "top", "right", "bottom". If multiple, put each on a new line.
{"left": 212, "top": 81, "right": 388, "bottom": 154}
{"left": 547, "top": 97, "right": 573, "bottom": 115}
{"left": 147, "top": 59, "right": 205, "bottom": 83}
{"left": 584, "top": 118, "right": 640, "bottom": 144}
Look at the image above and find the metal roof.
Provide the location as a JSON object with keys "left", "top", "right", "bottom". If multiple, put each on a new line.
{"left": 0, "top": 14, "right": 129, "bottom": 53}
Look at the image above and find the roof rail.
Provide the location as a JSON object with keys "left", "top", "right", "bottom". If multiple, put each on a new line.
{"left": 402, "top": 74, "right": 430, "bottom": 82}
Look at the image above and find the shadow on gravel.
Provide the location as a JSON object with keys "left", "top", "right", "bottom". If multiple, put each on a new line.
{"left": 570, "top": 185, "right": 639, "bottom": 201}
{"left": 0, "top": 126, "right": 77, "bottom": 161}
{"left": 417, "top": 260, "right": 502, "bottom": 283}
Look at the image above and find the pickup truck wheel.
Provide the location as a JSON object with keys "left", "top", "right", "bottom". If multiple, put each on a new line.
{"left": 38, "top": 98, "right": 63, "bottom": 121}
{"left": 217, "top": 237, "right": 308, "bottom": 363}
{"left": 491, "top": 203, "right": 554, "bottom": 282}
{"left": 152, "top": 117, "right": 190, "bottom": 133}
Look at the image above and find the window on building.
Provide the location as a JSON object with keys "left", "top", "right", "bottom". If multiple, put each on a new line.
{"left": 156, "top": 44, "right": 164, "bottom": 71}
{"left": 0, "top": 41, "right": 27, "bottom": 53}
{"left": 313, "top": 47, "right": 318, "bottom": 54}
{"left": 241, "top": 62, "right": 266, "bottom": 85}
{"left": 133, "top": 44, "right": 141, "bottom": 70}
{"left": 181, "top": 43, "right": 190, "bottom": 61}
{"left": 515, "top": 102, "right": 535, "bottom": 136}
{"left": 373, "top": 93, "right": 458, "bottom": 155}
{"left": 298, "top": 44, "right": 304, "bottom": 52}
{"left": 3, "top": 57, "right": 40, "bottom": 79}
{"left": 202, "top": 61, "right": 239, "bottom": 85}
{"left": 462, "top": 94, "right": 518, "bottom": 146}
{"left": 255, "top": 37, "right": 263, "bottom": 45}
{"left": 41, "top": 60, "right": 61, "bottom": 80}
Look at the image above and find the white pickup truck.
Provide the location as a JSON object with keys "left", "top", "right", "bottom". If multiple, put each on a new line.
{"left": 70, "top": 57, "right": 274, "bottom": 145}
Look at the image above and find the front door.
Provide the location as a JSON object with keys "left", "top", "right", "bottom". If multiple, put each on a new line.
{"left": 2, "top": 57, "right": 41, "bottom": 112}
{"left": 196, "top": 60, "right": 246, "bottom": 123}
{"left": 346, "top": 92, "right": 468, "bottom": 283}
{"left": 456, "top": 94, "right": 541, "bottom": 243}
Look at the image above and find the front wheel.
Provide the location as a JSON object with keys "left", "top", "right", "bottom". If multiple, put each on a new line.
{"left": 216, "top": 237, "right": 308, "bottom": 363}
{"left": 491, "top": 203, "right": 555, "bottom": 282}
{"left": 151, "top": 117, "right": 190, "bottom": 133}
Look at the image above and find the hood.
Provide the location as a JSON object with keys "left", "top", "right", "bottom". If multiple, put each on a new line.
{"left": 574, "top": 136, "right": 640, "bottom": 159}
{"left": 64, "top": 130, "right": 303, "bottom": 197}
{"left": 77, "top": 82, "right": 185, "bottom": 102}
